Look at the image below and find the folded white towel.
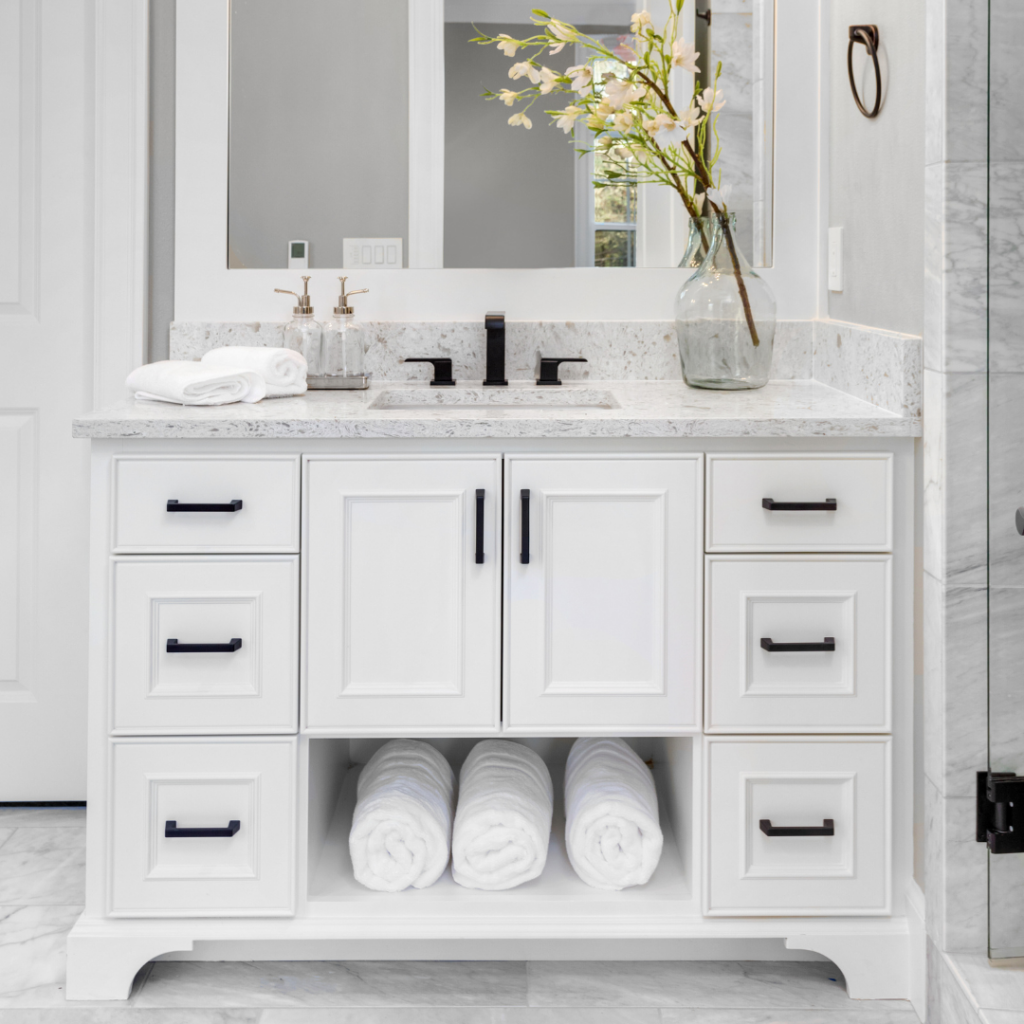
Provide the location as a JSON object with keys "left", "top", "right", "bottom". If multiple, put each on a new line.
{"left": 349, "top": 740, "right": 455, "bottom": 892}
{"left": 452, "top": 740, "right": 553, "bottom": 891}
{"left": 564, "top": 737, "right": 664, "bottom": 891}
{"left": 126, "top": 361, "right": 266, "bottom": 406}
{"left": 202, "top": 346, "right": 308, "bottom": 397}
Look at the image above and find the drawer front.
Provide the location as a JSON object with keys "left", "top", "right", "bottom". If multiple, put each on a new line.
{"left": 705, "top": 738, "right": 891, "bottom": 916}
{"left": 505, "top": 455, "right": 702, "bottom": 733}
{"left": 111, "top": 557, "right": 299, "bottom": 734}
{"left": 706, "top": 454, "right": 893, "bottom": 552}
{"left": 305, "top": 456, "right": 502, "bottom": 734}
{"left": 113, "top": 456, "right": 300, "bottom": 553}
{"left": 109, "top": 738, "right": 296, "bottom": 916}
{"left": 705, "top": 556, "right": 891, "bottom": 732}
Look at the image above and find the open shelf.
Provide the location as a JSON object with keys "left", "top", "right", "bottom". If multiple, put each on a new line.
{"left": 305, "top": 738, "right": 697, "bottom": 923}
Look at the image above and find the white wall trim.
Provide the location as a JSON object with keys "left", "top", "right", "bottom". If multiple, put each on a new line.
{"left": 94, "top": 0, "right": 149, "bottom": 405}
{"left": 174, "top": 0, "right": 822, "bottom": 322}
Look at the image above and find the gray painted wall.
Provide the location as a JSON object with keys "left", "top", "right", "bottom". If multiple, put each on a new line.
{"left": 828, "top": 0, "right": 925, "bottom": 334}
{"left": 227, "top": 0, "right": 409, "bottom": 270}
{"left": 443, "top": 22, "right": 580, "bottom": 268}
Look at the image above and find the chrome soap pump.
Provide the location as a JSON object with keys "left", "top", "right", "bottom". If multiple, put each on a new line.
{"left": 315, "top": 277, "right": 370, "bottom": 390}
{"left": 274, "top": 276, "right": 323, "bottom": 374}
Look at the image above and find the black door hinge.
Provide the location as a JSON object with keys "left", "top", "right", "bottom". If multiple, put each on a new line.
{"left": 977, "top": 771, "right": 1024, "bottom": 854}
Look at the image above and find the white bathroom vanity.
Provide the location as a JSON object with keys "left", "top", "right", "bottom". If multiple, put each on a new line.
{"left": 68, "top": 381, "right": 918, "bottom": 1001}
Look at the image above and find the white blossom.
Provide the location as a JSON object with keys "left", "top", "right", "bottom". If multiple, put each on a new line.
{"left": 566, "top": 64, "right": 593, "bottom": 93}
{"left": 508, "top": 111, "right": 533, "bottom": 129}
{"left": 630, "top": 10, "right": 654, "bottom": 35}
{"left": 497, "top": 89, "right": 519, "bottom": 107}
{"left": 603, "top": 78, "right": 647, "bottom": 110}
{"left": 554, "top": 105, "right": 584, "bottom": 133}
{"left": 538, "top": 67, "right": 560, "bottom": 94}
{"left": 671, "top": 40, "right": 700, "bottom": 72}
{"left": 614, "top": 110, "right": 634, "bottom": 131}
{"left": 697, "top": 86, "right": 726, "bottom": 113}
{"left": 496, "top": 34, "right": 519, "bottom": 57}
{"left": 510, "top": 61, "right": 542, "bottom": 85}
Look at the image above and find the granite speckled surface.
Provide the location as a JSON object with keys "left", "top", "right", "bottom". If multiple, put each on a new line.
{"left": 73, "top": 379, "right": 919, "bottom": 440}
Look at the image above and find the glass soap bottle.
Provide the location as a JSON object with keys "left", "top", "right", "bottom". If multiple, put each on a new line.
{"left": 274, "top": 276, "right": 323, "bottom": 375}
{"left": 317, "top": 277, "right": 370, "bottom": 389}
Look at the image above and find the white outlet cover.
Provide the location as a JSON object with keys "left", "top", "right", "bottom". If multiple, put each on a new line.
{"left": 828, "top": 227, "right": 844, "bottom": 292}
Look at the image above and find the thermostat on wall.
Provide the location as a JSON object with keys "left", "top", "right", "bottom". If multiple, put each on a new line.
{"left": 288, "top": 240, "right": 309, "bottom": 269}
{"left": 343, "top": 238, "right": 403, "bottom": 269}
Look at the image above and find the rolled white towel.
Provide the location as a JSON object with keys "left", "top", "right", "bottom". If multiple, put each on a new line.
{"left": 202, "top": 346, "right": 308, "bottom": 397}
{"left": 564, "top": 737, "right": 664, "bottom": 891}
{"left": 126, "top": 361, "right": 266, "bottom": 406}
{"left": 349, "top": 739, "right": 455, "bottom": 892}
{"left": 452, "top": 740, "right": 553, "bottom": 891}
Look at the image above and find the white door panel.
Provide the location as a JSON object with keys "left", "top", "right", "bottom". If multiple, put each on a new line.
{"left": 0, "top": 1, "right": 95, "bottom": 798}
{"left": 506, "top": 456, "right": 702, "bottom": 732}
{"left": 304, "top": 457, "right": 501, "bottom": 734}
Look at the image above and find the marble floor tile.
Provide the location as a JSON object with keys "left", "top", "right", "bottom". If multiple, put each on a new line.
{"left": 134, "top": 961, "right": 529, "bottom": 1009}
{"left": 660, "top": 1009, "right": 919, "bottom": 1023}
{"left": 0, "top": 830, "right": 14, "bottom": 851}
{"left": 983, "top": 1014, "right": 1024, "bottom": 1024}
{"left": 259, "top": 1010, "right": 657, "bottom": 1023}
{"left": 0, "top": 1012, "right": 258, "bottom": 1023}
{"left": 0, "top": 906, "right": 83, "bottom": 1008}
{"left": 0, "top": 830, "right": 86, "bottom": 905}
{"left": 0, "top": 809, "right": 85, "bottom": 828}
{"left": 948, "top": 955, "right": 1024, "bottom": 1011}
{"left": 525, "top": 961, "right": 904, "bottom": 1010}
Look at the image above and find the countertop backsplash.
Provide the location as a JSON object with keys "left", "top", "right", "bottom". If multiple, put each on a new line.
{"left": 168, "top": 318, "right": 919, "bottom": 420}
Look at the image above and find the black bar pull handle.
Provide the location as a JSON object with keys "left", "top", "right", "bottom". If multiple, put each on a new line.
{"left": 166, "top": 638, "right": 242, "bottom": 653}
{"left": 762, "top": 498, "right": 838, "bottom": 512}
{"left": 167, "top": 499, "right": 243, "bottom": 513}
{"left": 475, "top": 489, "right": 485, "bottom": 564}
{"left": 761, "top": 637, "right": 836, "bottom": 653}
{"left": 760, "top": 818, "right": 835, "bottom": 837}
{"left": 165, "top": 820, "right": 240, "bottom": 838}
{"left": 520, "top": 489, "right": 530, "bottom": 564}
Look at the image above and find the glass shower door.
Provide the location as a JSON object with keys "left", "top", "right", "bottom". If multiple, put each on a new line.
{"left": 987, "top": 0, "right": 1024, "bottom": 960}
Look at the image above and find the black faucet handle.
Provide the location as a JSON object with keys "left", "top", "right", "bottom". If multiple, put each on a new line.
{"left": 485, "top": 312, "right": 505, "bottom": 329}
{"left": 537, "top": 357, "right": 588, "bottom": 386}
{"left": 404, "top": 358, "right": 456, "bottom": 386}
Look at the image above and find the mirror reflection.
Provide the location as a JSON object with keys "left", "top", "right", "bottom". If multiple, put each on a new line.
{"left": 227, "top": 0, "right": 772, "bottom": 270}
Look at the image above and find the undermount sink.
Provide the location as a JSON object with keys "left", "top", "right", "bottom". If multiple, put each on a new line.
{"left": 369, "top": 387, "right": 620, "bottom": 411}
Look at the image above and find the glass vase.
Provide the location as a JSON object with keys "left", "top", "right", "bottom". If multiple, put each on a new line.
{"left": 674, "top": 211, "right": 776, "bottom": 390}
{"left": 678, "top": 215, "right": 715, "bottom": 269}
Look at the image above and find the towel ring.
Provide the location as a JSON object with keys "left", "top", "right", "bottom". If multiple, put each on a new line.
{"left": 848, "top": 24, "right": 882, "bottom": 118}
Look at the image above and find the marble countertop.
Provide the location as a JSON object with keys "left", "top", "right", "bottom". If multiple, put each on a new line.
{"left": 72, "top": 380, "right": 921, "bottom": 439}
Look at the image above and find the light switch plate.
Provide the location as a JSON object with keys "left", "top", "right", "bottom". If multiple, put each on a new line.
{"left": 828, "top": 227, "right": 844, "bottom": 292}
{"left": 343, "top": 238, "right": 403, "bottom": 269}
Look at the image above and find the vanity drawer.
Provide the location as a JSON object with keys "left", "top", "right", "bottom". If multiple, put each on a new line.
{"left": 109, "top": 737, "right": 296, "bottom": 916}
{"left": 111, "top": 556, "right": 299, "bottom": 734}
{"left": 113, "top": 456, "right": 300, "bottom": 553}
{"left": 705, "top": 556, "right": 891, "bottom": 732}
{"left": 706, "top": 454, "right": 893, "bottom": 552}
{"left": 705, "top": 737, "right": 891, "bottom": 916}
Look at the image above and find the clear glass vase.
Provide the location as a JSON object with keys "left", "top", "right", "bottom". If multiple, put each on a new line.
{"left": 678, "top": 215, "right": 715, "bottom": 269}
{"left": 675, "top": 211, "right": 776, "bottom": 390}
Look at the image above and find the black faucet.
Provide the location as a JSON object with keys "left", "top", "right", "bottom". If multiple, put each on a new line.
{"left": 483, "top": 312, "right": 507, "bottom": 386}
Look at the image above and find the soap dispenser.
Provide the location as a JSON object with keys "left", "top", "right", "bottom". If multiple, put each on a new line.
{"left": 316, "top": 277, "right": 370, "bottom": 390}
{"left": 274, "top": 276, "right": 323, "bottom": 374}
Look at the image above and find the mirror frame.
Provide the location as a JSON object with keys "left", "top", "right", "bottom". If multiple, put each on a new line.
{"left": 175, "top": 0, "right": 824, "bottom": 322}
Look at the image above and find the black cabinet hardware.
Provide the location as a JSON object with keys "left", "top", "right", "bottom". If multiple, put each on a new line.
{"left": 977, "top": 771, "right": 1024, "bottom": 854}
{"left": 761, "top": 637, "right": 836, "bottom": 653}
{"left": 167, "top": 499, "right": 242, "bottom": 513}
{"left": 520, "top": 489, "right": 530, "bottom": 564}
{"left": 165, "top": 820, "right": 240, "bottom": 838}
{"left": 484, "top": 312, "right": 507, "bottom": 386}
{"left": 1016, "top": 507, "right": 1024, "bottom": 536}
{"left": 475, "top": 489, "right": 485, "bottom": 564}
{"left": 760, "top": 818, "right": 835, "bottom": 837}
{"left": 404, "top": 358, "right": 455, "bottom": 386}
{"left": 166, "top": 638, "right": 242, "bottom": 653}
{"left": 537, "top": 357, "right": 588, "bottom": 385}
{"left": 762, "top": 498, "right": 838, "bottom": 511}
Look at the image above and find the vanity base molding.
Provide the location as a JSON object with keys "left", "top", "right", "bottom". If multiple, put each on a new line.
{"left": 73, "top": 435, "right": 915, "bottom": 1003}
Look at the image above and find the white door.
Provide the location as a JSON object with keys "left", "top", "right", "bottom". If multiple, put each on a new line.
{"left": 304, "top": 456, "right": 502, "bottom": 734}
{"left": 505, "top": 456, "right": 703, "bottom": 733}
{"left": 0, "top": 1, "right": 98, "bottom": 798}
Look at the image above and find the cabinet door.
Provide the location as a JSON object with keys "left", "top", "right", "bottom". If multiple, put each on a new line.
{"left": 506, "top": 456, "right": 702, "bottom": 732}
{"left": 305, "top": 457, "right": 501, "bottom": 734}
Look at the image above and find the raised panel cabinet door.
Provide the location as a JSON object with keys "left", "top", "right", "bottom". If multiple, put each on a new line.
{"left": 305, "top": 457, "right": 502, "bottom": 733}
{"left": 506, "top": 456, "right": 702, "bottom": 732}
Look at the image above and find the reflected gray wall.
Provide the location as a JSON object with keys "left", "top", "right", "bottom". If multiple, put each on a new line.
{"left": 443, "top": 22, "right": 578, "bottom": 269}
{"left": 227, "top": 0, "right": 409, "bottom": 269}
